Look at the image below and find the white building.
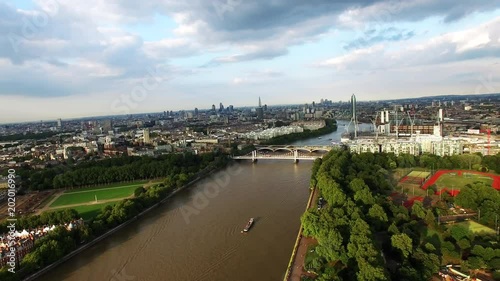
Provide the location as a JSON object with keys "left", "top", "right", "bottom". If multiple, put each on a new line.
{"left": 239, "top": 126, "right": 304, "bottom": 140}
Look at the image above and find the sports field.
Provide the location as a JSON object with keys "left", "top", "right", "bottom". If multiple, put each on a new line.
{"left": 407, "top": 171, "right": 431, "bottom": 178}
{"left": 451, "top": 221, "right": 496, "bottom": 235}
{"left": 49, "top": 185, "right": 140, "bottom": 208}
{"left": 421, "top": 170, "right": 500, "bottom": 197}
{"left": 435, "top": 173, "right": 493, "bottom": 190}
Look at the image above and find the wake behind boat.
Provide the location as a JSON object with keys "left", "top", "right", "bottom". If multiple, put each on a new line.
{"left": 241, "top": 218, "right": 254, "bottom": 233}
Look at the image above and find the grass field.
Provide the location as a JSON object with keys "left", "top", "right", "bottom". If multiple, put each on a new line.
{"left": 435, "top": 173, "right": 493, "bottom": 190}
{"left": 452, "top": 221, "right": 496, "bottom": 235}
{"left": 50, "top": 185, "right": 139, "bottom": 207}
{"left": 51, "top": 202, "right": 117, "bottom": 220}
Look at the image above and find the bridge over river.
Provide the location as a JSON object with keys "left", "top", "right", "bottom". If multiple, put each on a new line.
{"left": 232, "top": 145, "right": 334, "bottom": 163}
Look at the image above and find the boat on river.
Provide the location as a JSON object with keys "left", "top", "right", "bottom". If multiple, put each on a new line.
{"left": 241, "top": 218, "right": 254, "bottom": 233}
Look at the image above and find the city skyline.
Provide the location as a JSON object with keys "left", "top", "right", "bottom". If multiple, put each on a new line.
{"left": 1, "top": 1, "right": 500, "bottom": 122}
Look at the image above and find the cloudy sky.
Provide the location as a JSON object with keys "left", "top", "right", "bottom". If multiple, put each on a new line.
{"left": 1, "top": 0, "right": 500, "bottom": 122}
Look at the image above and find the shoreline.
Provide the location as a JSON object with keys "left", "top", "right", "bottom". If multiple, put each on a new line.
{"left": 283, "top": 185, "right": 318, "bottom": 281}
{"left": 22, "top": 162, "right": 227, "bottom": 281}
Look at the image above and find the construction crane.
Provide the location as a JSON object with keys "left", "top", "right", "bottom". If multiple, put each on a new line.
{"left": 480, "top": 128, "right": 491, "bottom": 155}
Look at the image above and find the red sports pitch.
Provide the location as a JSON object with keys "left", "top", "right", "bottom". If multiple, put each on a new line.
{"left": 421, "top": 170, "right": 500, "bottom": 196}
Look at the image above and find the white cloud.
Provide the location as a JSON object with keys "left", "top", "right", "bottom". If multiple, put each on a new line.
{"left": 319, "top": 45, "right": 384, "bottom": 69}
{"left": 319, "top": 16, "right": 500, "bottom": 71}
{"left": 232, "top": 77, "right": 246, "bottom": 84}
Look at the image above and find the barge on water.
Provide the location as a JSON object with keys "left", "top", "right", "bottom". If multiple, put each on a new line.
{"left": 241, "top": 218, "right": 255, "bottom": 233}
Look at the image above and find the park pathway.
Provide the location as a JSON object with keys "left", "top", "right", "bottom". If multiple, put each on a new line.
{"left": 289, "top": 187, "right": 319, "bottom": 281}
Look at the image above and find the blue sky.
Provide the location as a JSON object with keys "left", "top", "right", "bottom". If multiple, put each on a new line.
{"left": 1, "top": 0, "right": 500, "bottom": 122}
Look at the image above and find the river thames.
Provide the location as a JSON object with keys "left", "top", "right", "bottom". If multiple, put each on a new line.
{"left": 37, "top": 120, "right": 371, "bottom": 281}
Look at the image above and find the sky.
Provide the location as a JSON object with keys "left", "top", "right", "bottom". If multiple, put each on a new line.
{"left": 1, "top": 0, "right": 500, "bottom": 123}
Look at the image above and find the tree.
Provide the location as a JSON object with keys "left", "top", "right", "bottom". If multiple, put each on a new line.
{"left": 391, "top": 233, "right": 413, "bottom": 258}
{"left": 411, "top": 201, "right": 426, "bottom": 219}
{"left": 457, "top": 239, "right": 471, "bottom": 251}
{"left": 449, "top": 224, "right": 470, "bottom": 242}
{"left": 388, "top": 223, "right": 399, "bottom": 235}
{"left": 424, "top": 210, "right": 436, "bottom": 226}
{"left": 468, "top": 256, "right": 487, "bottom": 270}
{"left": 354, "top": 188, "right": 375, "bottom": 205}
{"left": 424, "top": 243, "right": 436, "bottom": 253}
{"left": 316, "top": 229, "right": 346, "bottom": 263}
{"left": 368, "top": 204, "right": 388, "bottom": 222}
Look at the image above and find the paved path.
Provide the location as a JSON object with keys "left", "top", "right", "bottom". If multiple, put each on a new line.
{"left": 289, "top": 187, "right": 319, "bottom": 281}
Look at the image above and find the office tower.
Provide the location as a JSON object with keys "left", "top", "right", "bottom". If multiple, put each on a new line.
{"left": 219, "top": 102, "right": 224, "bottom": 112}
{"left": 194, "top": 108, "right": 199, "bottom": 116}
{"left": 211, "top": 104, "right": 216, "bottom": 112}
{"left": 57, "top": 118, "right": 62, "bottom": 128}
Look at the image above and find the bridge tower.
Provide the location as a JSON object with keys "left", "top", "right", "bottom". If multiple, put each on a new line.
{"left": 251, "top": 150, "right": 258, "bottom": 163}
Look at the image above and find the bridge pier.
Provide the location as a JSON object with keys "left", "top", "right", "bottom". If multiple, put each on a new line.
{"left": 293, "top": 150, "right": 298, "bottom": 164}
{"left": 251, "top": 150, "right": 258, "bottom": 163}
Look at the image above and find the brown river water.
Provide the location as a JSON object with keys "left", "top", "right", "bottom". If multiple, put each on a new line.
{"left": 36, "top": 160, "right": 312, "bottom": 281}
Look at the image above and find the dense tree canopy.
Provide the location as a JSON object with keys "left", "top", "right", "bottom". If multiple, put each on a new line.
{"left": 301, "top": 149, "right": 500, "bottom": 280}
{"left": 24, "top": 152, "right": 219, "bottom": 190}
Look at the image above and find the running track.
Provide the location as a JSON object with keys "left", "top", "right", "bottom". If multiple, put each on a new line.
{"left": 421, "top": 170, "right": 500, "bottom": 196}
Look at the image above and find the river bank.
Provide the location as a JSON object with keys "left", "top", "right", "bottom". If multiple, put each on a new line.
{"left": 22, "top": 160, "right": 228, "bottom": 281}
{"left": 283, "top": 186, "right": 319, "bottom": 281}
{"left": 35, "top": 160, "right": 311, "bottom": 281}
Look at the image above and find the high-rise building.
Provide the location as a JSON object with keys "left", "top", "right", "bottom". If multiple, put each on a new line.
{"left": 143, "top": 128, "right": 151, "bottom": 144}
{"left": 211, "top": 104, "right": 216, "bottom": 112}
{"left": 57, "top": 118, "right": 62, "bottom": 128}
{"left": 351, "top": 94, "right": 356, "bottom": 122}
{"left": 219, "top": 102, "right": 224, "bottom": 112}
{"left": 349, "top": 94, "right": 359, "bottom": 138}
{"left": 256, "top": 97, "right": 264, "bottom": 120}
{"left": 194, "top": 107, "right": 199, "bottom": 116}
